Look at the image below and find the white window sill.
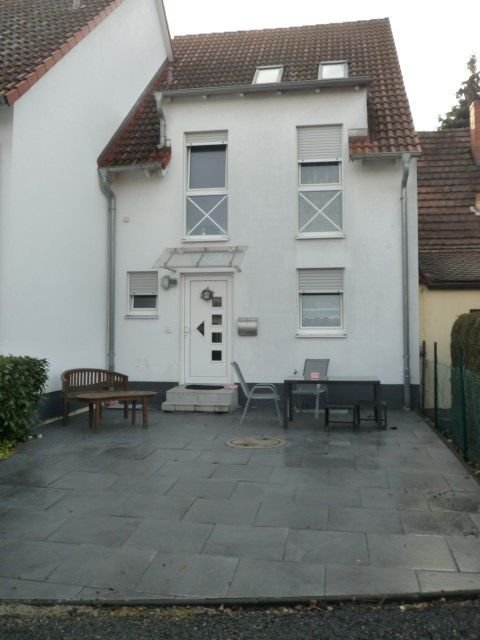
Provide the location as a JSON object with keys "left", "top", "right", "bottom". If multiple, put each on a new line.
{"left": 296, "top": 232, "right": 346, "bottom": 240}
{"left": 182, "top": 236, "right": 229, "bottom": 243}
{"left": 296, "top": 329, "right": 347, "bottom": 338}
{"left": 125, "top": 314, "right": 159, "bottom": 319}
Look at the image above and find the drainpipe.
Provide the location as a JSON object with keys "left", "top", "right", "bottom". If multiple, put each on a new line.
{"left": 400, "top": 153, "right": 412, "bottom": 410}
{"left": 155, "top": 92, "right": 168, "bottom": 150}
{"left": 98, "top": 168, "right": 116, "bottom": 371}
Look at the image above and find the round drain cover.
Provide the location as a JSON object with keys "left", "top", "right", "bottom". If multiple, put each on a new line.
{"left": 225, "top": 436, "right": 287, "bottom": 449}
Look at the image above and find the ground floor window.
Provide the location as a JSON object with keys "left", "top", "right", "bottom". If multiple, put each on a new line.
{"left": 128, "top": 271, "right": 159, "bottom": 316}
{"left": 298, "top": 268, "right": 344, "bottom": 329}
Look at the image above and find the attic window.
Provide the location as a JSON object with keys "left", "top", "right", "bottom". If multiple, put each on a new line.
{"left": 253, "top": 66, "right": 284, "bottom": 84}
{"left": 319, "top": 62, "right": 348, "bottom": 79}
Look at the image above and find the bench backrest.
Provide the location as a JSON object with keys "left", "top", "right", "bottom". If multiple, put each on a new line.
{"left": 62, "top": 368, "right": 128, "bottom": 395}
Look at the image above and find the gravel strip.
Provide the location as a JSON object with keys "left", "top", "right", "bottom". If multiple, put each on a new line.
{"left": 1, "top": 599, "right": 480, "bottom": 639}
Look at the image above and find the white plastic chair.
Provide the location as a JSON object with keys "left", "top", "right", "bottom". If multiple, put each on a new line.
{"left": 231, "top": 361, "right": 282, "bottom": 425}
{"left": 292, "top": 358, "right": 329, "bottom": 419}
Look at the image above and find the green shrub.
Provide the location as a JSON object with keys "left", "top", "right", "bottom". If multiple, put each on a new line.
{"left": 0, "top": 356, "right": 49, "bottom": 442}
{"left": 451, "top": 313, "right": 480, "bottom": 372}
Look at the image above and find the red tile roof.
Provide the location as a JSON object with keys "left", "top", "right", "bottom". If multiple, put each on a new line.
{"left": 98, "top": 18, "right": 420, "bottom": 167}
{"left": 418, "top": 129, "right": 480, "bottom": 286}
{"left": 0, "top": 0, "right": 126, "bottom": 105}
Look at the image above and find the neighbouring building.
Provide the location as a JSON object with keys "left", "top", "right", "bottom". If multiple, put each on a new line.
{"left": 0, "top": 0, "right": 172, "bottom": 415}
{"left": 418, "top": 100, "right": 480, "bottom": 368}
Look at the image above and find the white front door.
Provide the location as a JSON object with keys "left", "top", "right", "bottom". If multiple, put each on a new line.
{"left": 183, "top": 275, "right": 232, "bottom": 383}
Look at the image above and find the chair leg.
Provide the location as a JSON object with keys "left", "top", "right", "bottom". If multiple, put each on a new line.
{"left": 273, "top": 396, "right": 282, "bottom": 425}
{"left": 240, "top": 396, "right": 252, "bottom": 424}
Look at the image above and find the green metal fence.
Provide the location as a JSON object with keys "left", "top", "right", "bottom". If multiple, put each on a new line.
{"left": 421, "top": 341, "right": 480, "bottom": 465}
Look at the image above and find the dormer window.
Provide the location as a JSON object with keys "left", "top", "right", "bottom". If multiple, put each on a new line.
{"left": 319, "top": 62, "right": 348, "bottom": 79}
{"left": 253, "top": 66, "right": 283, "bottom": 84}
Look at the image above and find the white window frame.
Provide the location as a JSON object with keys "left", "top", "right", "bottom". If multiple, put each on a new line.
{"left": 127, "top": 271, "right": 159, "bottom": 317}
{"left": 185, "top": 132, "right": 228, "bottom": 242}
{"left": 318, "top": 61, "right": 348, "bottom": 79}
{"left": 297, "top": 126, "right": 344, "bottom": 239}
{"left": 253, "top": 65, "right": 284, "bottom": 84}
{"left": 296, "top": 268, "right": 346, "bottom": 338}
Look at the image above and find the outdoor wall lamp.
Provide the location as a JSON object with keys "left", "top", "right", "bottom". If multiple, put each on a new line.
{"left": 161, "top": 275, "right": 177, "bottom": 290}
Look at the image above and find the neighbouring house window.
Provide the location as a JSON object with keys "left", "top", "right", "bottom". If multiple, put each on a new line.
{"left": 298, "top": 268, "right": 344, "bottom": 329}
{"left": 297, "top": 125, "right": 343, "bottom": 236}
{"left": 128, "top": 271, "right": 158, "bottom": 316}
{"left": 318, "top": 61, "right": 348, "bottom": 79}
{"left": 185, "top": 131, "right": 228, "bottom": 238}
{"left": 253, "top": 66, "right": 284, "bottom": 84}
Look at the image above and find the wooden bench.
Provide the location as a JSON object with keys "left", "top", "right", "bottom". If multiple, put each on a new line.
{"left": 61, "top": 368, "right": 129, "bottom": 425}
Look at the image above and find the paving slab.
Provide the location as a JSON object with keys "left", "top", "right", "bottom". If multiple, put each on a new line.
{"left": 228, "top": 558, "right": 325, "bottom": 598}
{"left": 136, "top": 552, "right": 238, "bottom": 598}
{"left": 325, "top": 564, "right": 419, "bottom": 596}
{"left": 0, "top": 408, "right": 479, "bottom": 602}
{"left": 285, "top": 529, "right": 369, "bottom": 565}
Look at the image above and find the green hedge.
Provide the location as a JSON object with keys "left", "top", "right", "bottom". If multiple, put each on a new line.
{"left": 0, "top": 356, "right": 49, "bottom": 442}
{"left": 451, "top": 313, "right": 480, "bottom": 372}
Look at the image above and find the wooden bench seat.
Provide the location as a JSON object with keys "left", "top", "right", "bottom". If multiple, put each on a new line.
{"left": 61, "top": 368, "right": 129, "bottom": 425}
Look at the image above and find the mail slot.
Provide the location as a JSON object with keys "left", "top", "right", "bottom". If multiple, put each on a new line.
{"left": 237, "top": 317, "right": 258, "bottom": 336}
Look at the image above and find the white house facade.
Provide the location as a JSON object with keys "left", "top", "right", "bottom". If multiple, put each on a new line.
{"left": 0, "top": 0, "right": 171, "bottom": 414}
{"left": 100, "top": 19, "right": 421, "bottom": 408}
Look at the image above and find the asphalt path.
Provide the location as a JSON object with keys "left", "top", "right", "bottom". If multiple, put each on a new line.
{"left": 1, "top": 599, "right": 480, "bottom": 639}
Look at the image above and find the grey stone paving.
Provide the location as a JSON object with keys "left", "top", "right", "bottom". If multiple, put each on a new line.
{"left": 0, "top": 408, "right": 480, "bottom": 601}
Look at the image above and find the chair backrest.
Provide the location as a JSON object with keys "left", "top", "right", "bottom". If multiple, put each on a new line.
{"left": 231, "top": 361, "right": 250, "bottom": 397}
{"left": 303, "top": 359, "right": 329, "bottom": 378}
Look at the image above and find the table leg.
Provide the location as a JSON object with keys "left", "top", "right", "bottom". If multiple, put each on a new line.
{"left": 142, "top": 398, "right": 149, "bottom": 428}
{"left": 374, "top": 382, "right": 384, "bottom": 429}
{"left": 88, "top": 403, "right": 94, "bottom": 429}
{"left": 288, "top": 383, "right": 293, "bottom": 422}
{"left": 93, "top": 401, "right": 101, "bottom": 432}
{"left": 131, "top": 400, "right": 137, "bottom": 426}
{"left": 282, "top": 384, "right": 288, "bottom": 429}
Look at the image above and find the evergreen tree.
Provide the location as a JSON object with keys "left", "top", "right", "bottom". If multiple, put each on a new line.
{"left": 438, "top": 54, "right": 480, "bottom": 129}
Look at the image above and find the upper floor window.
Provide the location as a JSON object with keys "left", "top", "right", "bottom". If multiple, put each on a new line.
{"left": 319, "top": 61, "right": 348, "bottom": 79}
{"left": 127, "top": 271, "right": 158, "bottom": 316}
{"left": 253, "top": 66, "right": 283, "bottom": 84}
{"left": 185, "top": 131, "right": 228, "bottom": 239}
{"left": 297, "top": 125, "right": 343, "bottom": 237}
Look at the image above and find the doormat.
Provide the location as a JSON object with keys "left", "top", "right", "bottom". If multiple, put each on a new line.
{"left": 185, "top": 385, "right": 224, "bottom": 390}
{"left": 225, "top": 436, "right": 287, "bottom": 449}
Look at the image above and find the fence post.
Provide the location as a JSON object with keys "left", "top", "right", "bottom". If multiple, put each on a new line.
{"left": 421, "top": 341, "right": 426, "bottom": 411}
{"left": 459, "top": 350, "right": 469, "bottom": 462}
{"left": 434, "top": 342, "right": 439, "bottom": 430}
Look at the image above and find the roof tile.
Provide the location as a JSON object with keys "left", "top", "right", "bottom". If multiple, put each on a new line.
{"left": 99, "top": 18, "right": 420, "bottom": 167}
{"left": 0, "top": 0, "right": 126, "bottom": 104}
{"left": 418, "top": 129, "right": 480, "bottom": 284}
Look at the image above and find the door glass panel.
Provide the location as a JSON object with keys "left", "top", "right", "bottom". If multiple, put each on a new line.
{"left": 212, "top": 350, "right": 222, "bottom": 361}
{"left": 196, "top": 321, "right": 205, "bottom": 336}
{"left": 212, "top": 332, "right": 222, "bottom": 343}
{"left": 212, "top": 297, "right": 222, "bottom": 307}
{"left": 212, "top": 315, "right": 222, "bottom": 325}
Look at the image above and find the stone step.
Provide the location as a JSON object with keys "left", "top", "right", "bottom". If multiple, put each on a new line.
{"left": 162, "top": 385, "right": 238, "bottom": 413}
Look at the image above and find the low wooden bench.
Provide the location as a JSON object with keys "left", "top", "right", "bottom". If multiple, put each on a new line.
{"left": 75, "top": 390, "right": 157, "bottom": 431}
{"left": 61, "top": 368, "right": 129, "bottom": 425}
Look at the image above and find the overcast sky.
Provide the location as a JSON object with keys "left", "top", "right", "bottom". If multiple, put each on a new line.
{"left": 163, "top": 0, "right": 480, "bottom": 132}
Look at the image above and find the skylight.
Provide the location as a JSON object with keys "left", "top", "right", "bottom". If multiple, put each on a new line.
{"left": 319, "top": 62, "right": 348, "bottom": 80}
{"left": 253, "top": 66, "right": 284, "bottom": 84}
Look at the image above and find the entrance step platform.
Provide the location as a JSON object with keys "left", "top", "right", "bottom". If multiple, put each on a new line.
{"left": 162, "top": 385, "right": 238, "bottom": 413}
